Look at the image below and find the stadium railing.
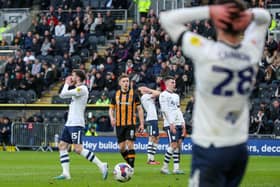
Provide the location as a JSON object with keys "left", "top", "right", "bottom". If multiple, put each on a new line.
{"left": 0, "top": 104, "right": 110, "bottom": 151}
{"left": 11, "top": 122, "right": 64, "bottom": 152}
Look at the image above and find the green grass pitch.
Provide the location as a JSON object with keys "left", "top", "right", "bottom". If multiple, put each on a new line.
{"left": 0, "top": 151, "right": 279, "bottom": 187}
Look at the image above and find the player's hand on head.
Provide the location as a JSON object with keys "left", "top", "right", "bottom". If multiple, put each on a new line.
{"left": 210, "top": 4, "right": 240, "bottom": 30}
{"left": 232, "top": 10, "right": 252, "bottom": 32}
{"left": 65, "top": 76, "right": 73, "bottom": 85}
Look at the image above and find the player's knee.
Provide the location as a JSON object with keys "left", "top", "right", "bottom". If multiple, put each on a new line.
{"left": 58, "top": 142, "right": 68, "bottom": 150}
{"left": 73, "top": 145, "right": 83, "bottom": 154}
{"left": 126, "top": 141, "right": 134, "bottom": 149}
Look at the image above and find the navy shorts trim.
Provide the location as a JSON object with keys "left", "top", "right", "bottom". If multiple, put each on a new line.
{"left": 60, "top": 126, "right": 84, "bottom": 144}
{"left": 146, "top": 120, "right": 159, "bottom": 137}
{"left": 190, "top": 143, "right": 248, "bottom": 187}
{"left": 164, "top": 126, "right": 183, "bottom": 143}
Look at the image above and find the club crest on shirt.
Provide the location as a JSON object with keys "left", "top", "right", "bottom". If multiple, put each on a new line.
{"left": 190, "top": 36, "right": 201, "bottom": 47}
{"left": 76, "top": 87, "right": 81, "bottom": 92}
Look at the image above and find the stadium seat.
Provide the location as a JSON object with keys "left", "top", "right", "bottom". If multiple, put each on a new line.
{"left": 80, "top": 48, "right": 90, "bottom": 63}
{"left": 54, "top": 55, "right": 63, "bottom": 65}
{"left": 26, "top": 90, "right": 37, "bottom": 103}
{"left": 70, "top": 55, "right": 82, "bottom": 69}
{"left": 0, "top": 91, "right": 7, "bottom": 103}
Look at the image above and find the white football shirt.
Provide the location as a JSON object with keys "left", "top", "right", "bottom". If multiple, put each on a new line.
{"left": 159, "top": 91, "right": 184, "bottom": 127}
{"left": 60, "top": 84, "right": 89, "bottom": 127}
{"left": 179, "top": 9, "right": 270, "bottom": 147}
{"left": 141, "top": 94, "right": 158, "bottom": 121}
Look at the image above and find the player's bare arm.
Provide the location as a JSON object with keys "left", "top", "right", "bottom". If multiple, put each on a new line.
{"left": 137, "top": 105, "right": 145, "bottom": 133}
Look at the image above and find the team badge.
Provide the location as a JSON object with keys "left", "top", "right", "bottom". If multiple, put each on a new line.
{"left": 190, "top": 36, "right": 201, "bottom": 47}
{"left": 76, "top": 88, "right": 81, "bottom": 92}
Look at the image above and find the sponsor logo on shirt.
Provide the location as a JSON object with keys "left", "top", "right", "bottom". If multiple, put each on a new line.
{"left": 189, "top": 36, "right": 201, "bottom": 47}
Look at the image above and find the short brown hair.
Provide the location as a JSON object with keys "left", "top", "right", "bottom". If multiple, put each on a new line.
{"left": 73, "top": 69, "right": 86, "bottom": 82}
{"left": 164, "top": 76, "right": 175, "bottom": 82}
{"left": 118, "top": 74, "right": 129, "bottom": 82}
{"left": 215, "top": 0, "right": 247, "bottom": 36}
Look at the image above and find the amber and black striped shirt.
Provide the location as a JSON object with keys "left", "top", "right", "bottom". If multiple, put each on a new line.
{"left": 110, "top": 89, "right": 140, "bottom": 127}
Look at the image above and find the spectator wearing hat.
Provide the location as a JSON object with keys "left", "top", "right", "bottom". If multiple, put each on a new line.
{"left": 95, "top": 92, "right": 110, "bottom": 106}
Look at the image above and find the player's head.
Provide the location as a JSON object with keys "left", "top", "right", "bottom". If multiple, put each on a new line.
{"left": 118, "top": 74, "right": 130, "bottom": 92}
{"left": 72, "top": 69, "right": 86, "bottom": 84}
{"left": 214, "top": 0, "right": 247, "bottom": 36}
{"left": 164, "top": 76, "right": 176, "bottom": 92}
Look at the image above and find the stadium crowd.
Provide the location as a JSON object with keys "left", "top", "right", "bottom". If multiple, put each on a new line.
{"left": 0, "top": 0, "right": 279, "bottom": 136}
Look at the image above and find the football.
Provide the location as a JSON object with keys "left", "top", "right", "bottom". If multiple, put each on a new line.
{"left": 113, "top": 163, "right": 134, "bottom": 182}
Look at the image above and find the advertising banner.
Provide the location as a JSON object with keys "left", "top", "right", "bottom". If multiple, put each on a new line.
{"left": 83, "top": 137, "right": 280, "bottom": 156}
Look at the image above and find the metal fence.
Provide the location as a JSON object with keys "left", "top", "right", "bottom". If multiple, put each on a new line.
{"left": 11, "top": 122, "right": 64, "bottom": 152}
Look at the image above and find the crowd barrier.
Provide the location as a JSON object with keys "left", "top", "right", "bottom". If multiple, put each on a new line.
{"left": 11, "top": 122, "right": 64, "bottom": 152}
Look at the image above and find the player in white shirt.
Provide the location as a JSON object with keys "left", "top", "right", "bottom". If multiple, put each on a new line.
{"left": 54, "top": 69, "right": 108, "bottom": 180}
{"left": 159, "top": 76, "right": 186, "bottom": 174}
{"left": 160, "top": 0, "right": 270, "bottom": 186}
{"left": 138, "top": 86, "right": 161, "bottom": 165}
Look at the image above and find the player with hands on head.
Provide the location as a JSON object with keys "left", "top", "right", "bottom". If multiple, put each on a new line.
{"left": 160, "top": 0, "right": 270, "bottom": 186}
{"left": 54, "top": 69, "right": 108, "bottom": 180}
{"left": 138, "top": 86, "right": 161, "bottom": 165}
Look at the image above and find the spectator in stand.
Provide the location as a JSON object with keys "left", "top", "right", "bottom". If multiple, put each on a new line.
{"left": 170, "top": 51, "right": 186, "bottom": 66}
{"left": 160, "top": 34, "right": 173, "bottom": 58}
{"left": 104, "top": 72, "right": 118, "bottom": 92}
{"left": 12, "top": 31, "right": 24, "bottom": 46}
{"left": 19, "top": 72, "right": 34, "bottom": 91}
{"left": 68, "top": 37, "right": 77, "bottom": 56}
{"left": 89, "top": 52, "right": 105, "bottom": 70}
{"left": 104, "top": 11, "right": 115, "bottom": 40}
{"left": 2, "top": 72, "right": 12, "bottom": 90}
{"left": 37, "top": 18, "right": 50, "bottom": 36}
{"left": 0, "top": 117, "right": 11, "bottom": 148}
{"left": 31, "top": 59, "right": 42, "bottom": 76}
{"left": 55, "top": 6, "right": 66, "bottom": 23}
{"left": 31, "top": 37, "right": 41, "bottom": 56}
{"left": 266, "top": 34, "right": 278, "bottom": 56}
{"left": 160, "top": 61, "right": 170, "bottom": 77}
{"left": 92, "top": 71, "right": 105, "bottom": 91}
{"left": 23, "top": 50, "right": 35, "bottom": 63}
{"left": 55, "top": 21, "right": 66, "bottom": 37}
{"left": 34, "top": 73, "right": 44, "bottom": 98}
{"left": 42, "top": 62, "right": 54, "bottom": 87}
{"left": 169, "top": 63, "right": 183, "bottom": 77}
{"left": 116, "top": 43, "right": 129, "bottom": 63}
{"left": 139, "top": 63, "right": 154, "bottom": 84}
{"left": 41, "top": 37, "right": 51, "bottom": 56}
{"left": 73, "top": 17, "right": 84, "bottom": 34}
{"left": 267, "top": 99, "right": 280, "bottom": 132}
{"left": 76, "top": 31, "right": 89, "bottom": 53}
{"left": 24, "top": 31, "right": 33, "bottom": 50}
{"left": 47, "top": 14, "right": 59, "bottom": 26}
{"left": 49, "top": 38, "right": 61, "bottom": 56}
{"left": 152, "top": 58, "right": 162, "bottom": 77}
{"left": 130, "top": 23, "right": 141, "bottom": 43}
{"left": 104, "top": 56, "right": 116, "bottom": 73}
{"left": 5, "top": 57, "right": 16, "bottom": 75}
{"left": 134, "top": 0, "right": 151, "bottom": 24}
{"left": 141, "top": 50, "right": 153, "bottom": 67}
{"left": 61, "top": 52, "right": 72, "bottom": 78}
